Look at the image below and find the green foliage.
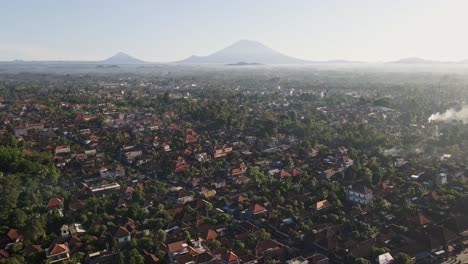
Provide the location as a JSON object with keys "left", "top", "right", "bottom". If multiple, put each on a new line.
{"left": 129, "top": 248, "right": 145, "bottom": 264}
{"left": 354, "top": 257, "right": 371, "bottom": 264}
{"left": 394, "top": 253, "right": 412, "bottom": 264}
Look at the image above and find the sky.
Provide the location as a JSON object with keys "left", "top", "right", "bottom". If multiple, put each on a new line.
{"left": 1, "top": 0, "right": 468, "bottom": 62}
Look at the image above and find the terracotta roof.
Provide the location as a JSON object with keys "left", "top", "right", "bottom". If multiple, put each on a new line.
{"left": 249, "top": 203, "right": 267, "bottom": 214}
{"left": 231, "top": 168, "right": 242, "bottom": 175}
{"left": 276, "top": 169, "right": 291, "bottom": 177}
{"left": 47, "top": 198, "right": 63, "bottom": 208}
{"left": 237, "top": 195, "right": 247, "bottom": 203}
{"left": 222, "top": 251, "right": 239, "bottom": 262}
{"left": 167, "top": 240, "right": 185, "bottom": 253}
{"left": 312, "top": 200, "right": 331, "bottom": 210}
{"left": 187, "top": 245, "right": 199, "bottom": 255}
{"left": 6, "top": 229, "right": 20, "bottom": 241}
{"left": 290, "top": 169, "right": 302, "bottom": 176}
{"left": 185, "top": 134, "right": 197, "bottom": 143}
{"left": 124, "top": 187, "right": 134, "bottom": 194}
{"left": 24, "top": 245, "right": 42, "bottom": 255}
{"left": 204, "top": 229, "right": 218, "bottom": 240}
{"left": 114, "top": 226, "right": 130, "bottom": 239}
{"left": 49, "top": 243, "right": 68, "bottom": 255}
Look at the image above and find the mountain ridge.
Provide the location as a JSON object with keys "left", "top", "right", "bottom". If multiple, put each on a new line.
{"left": 100, "top": 52, "right": 146, "bottom": 64}
{"left": 177, "top": 40, "right": 310, "bottom": 64}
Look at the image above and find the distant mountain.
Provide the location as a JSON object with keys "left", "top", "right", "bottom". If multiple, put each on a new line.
{"left": 177, "top": 40, "right": 310, "bottom": 65}
{"left": 226, "top": 62, "right": 263, "bottom": 66}
{"left": 391, "top": 57, "right": 437, "bottom": 64}
{"left": 100, "top": 52, "right": 145, "bottom": 64}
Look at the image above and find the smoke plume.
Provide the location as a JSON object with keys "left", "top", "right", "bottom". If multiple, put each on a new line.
{"left": 428, "top": 105, "right": 468, "bottom": 123}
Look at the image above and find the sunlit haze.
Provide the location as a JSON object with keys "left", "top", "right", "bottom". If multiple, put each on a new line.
{"left": 1, "top": 0, "right": 468, "bottom": 62}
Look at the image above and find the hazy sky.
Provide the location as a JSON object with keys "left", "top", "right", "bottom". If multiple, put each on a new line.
{"left": 1, "top": 0, "right": 467, "bottom": 62}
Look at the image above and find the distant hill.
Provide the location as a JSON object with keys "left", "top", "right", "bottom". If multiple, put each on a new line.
{"left": 0, "top": 52, "right": 146, "bottom": 65}
{"left": 390, "top": 57, "right": 468, "bottom": 64}
{"left": 391, "top": 57, "right": 437, "bottom": 64}
{"left": 100, "top": 52, "right": 145, "bottom": 64}
{"left": 177, "top": 40, "right": 310, "bottom": 65}
{"left": 226, "top": 62, "right": 263, "bottom": 66}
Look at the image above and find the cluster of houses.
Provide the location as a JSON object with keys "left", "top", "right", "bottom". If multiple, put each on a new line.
{"left": 0, "top": 87, "right": 466, "bottom": 264}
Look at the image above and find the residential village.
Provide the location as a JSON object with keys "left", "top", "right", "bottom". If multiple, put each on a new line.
{"left": 0, "top": 74, "right": 466, "bottom": 264}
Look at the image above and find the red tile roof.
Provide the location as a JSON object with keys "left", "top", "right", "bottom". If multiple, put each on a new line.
{"left": 312, "top": 200, "right": 331, "bottom": 210}
{"left": 167, "top": 240, "right": 185, "bottom": 253}
{"left": 47, "top": 198, "right": 63, "bottom": 209}
{"left": 249, "top": 203, "right": 267, "bottom": 214}
{"left": 49, "top": 243, "right": 68, "bottom": 255}
{"left": 114, "top": 226, "right": 130, "bottom": 239}
{"left": 223, "top": 251, "right": 239, "bottom": 262}
{"left": 204, "top": 229, "right": 218, "bottom": 240}
{"left": 276, "top": 169, "right": 291, "bottom": 177}
{"left": 6, "top": 229, "right": 20, "bottom": 241}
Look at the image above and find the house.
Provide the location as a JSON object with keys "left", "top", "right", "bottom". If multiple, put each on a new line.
{"left": 311, "top": 200, "right": 331, "bottom": 211}
{"left": 185, "top": 134, "right": 198, "bottom": 144}
{"left": 60, "top": 225, "right": 70, "bottom": 238}
{"left": 124, "top": 148, "right": 142, "bottom": 161}
{"left": 114, "top": 226, "right": 131, "bottom": 245}
{"left": 235, "top": 176, "right": 250, "bottom": 184}
{"left": 0, "top": 229, "right": 22, "bottom": 249}
{"left": 177, "top": 189, "right": 194, "bottom": 204}
{"left": 245, "top": 203, "right": 268, "bottom": 220}
{"left": 13, "top": 126, "right": 27, "bottom": 136}
{"left": 162, "top": 143, "right": 171, "bottom": 152}
{"left": 336, "top": 146, "right": 348, "bottom": 155}
{"left": 100, "top": 165, "right": 126, "bottom": 178}
{"left": 202, "top": 189, "right": 217, "bottom": 199}
{"left": 27, "top": 122, "right": 44, "bottom": 131}
{"left": 201, "top": 229, "right": 218, "bottom": 241}
{"left": 320, "top": 168, "right": 336, "bottom": 180}
{"left": 69, "top": 223, "right": 86, "bottom": 235}
{"left": 47, "top": 197, "right": 64, "bottom": 215}
{"left": 213, "top": 144, "right": 233, "bottom": 158}
{"left": 436, "top": 173, "right": 447, "bottom": 185}
{"left": 342, "top": 156, "right": 354, "bottom": 168}
{"left": 195, "top": 152, "right": 209, "bottom": 162}
{"left": 221, "top": 251, "right": 240, "bottom": 264}
{"left": 346, "top": 185, "right": 373, "bottom": 205}
{"left": 275, "top": 169, "right": 292, "bottom": 178}
{"left": 166, "top": 240, "right": 188, "bottom": 262}
{"left": 89, "top": 182, "right": 121, "bottom": 196}
{"left": 376, "top": 253, "right": 394, "bottom": 264}
{"left": 45, "top": 243, "right": 70, "bottom": 263}
{"left": 55, "top": 145, "right": 71, "bottom": 155}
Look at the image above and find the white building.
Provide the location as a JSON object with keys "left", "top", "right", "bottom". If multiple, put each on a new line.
{"left": 435, "top": 173, "right": 447, "bottom": 185}
{"left": 346, "top": 185, "right": 373, "bottom": 205}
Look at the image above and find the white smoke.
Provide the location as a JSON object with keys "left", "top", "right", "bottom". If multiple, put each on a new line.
{"left": 428, "top": 105, "right": 468, "bottom": 123}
